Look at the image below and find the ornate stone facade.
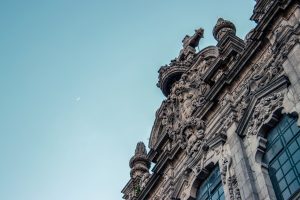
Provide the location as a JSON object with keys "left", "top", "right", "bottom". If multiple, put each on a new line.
{"left": 122, "top": 1, "right": 300, "bottom": 199}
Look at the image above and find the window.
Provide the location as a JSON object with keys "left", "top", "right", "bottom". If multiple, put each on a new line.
{"left": 263, "top": 115, "right": 300, "bottom": 200}
{"left": 196, "top": 166, "right": 224, "bottom": 200}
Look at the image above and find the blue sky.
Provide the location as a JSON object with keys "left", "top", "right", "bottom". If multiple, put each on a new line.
{"left": 0, "top": 1, "right": 255, "bottom": 199}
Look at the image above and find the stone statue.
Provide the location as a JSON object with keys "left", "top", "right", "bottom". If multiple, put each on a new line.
{"left": 179, "top": 28, "right": 204, "bottom": 61}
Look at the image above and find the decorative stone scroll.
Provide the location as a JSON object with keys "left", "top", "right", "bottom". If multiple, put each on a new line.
{"left": 179, "top": 117, "right": 206, "bottom": 156}
{"left": 246, "top": 92, "right": 284, "bottom": 136}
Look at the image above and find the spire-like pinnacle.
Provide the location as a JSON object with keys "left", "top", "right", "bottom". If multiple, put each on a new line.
{"left": 135, "top": 142, "right": 147, "bottom": 156}
{"left": 129, "top": 141, "right": 151, "bottom": 179}
{"left": 213, "top": 18, "right": 236, "bottom": 41}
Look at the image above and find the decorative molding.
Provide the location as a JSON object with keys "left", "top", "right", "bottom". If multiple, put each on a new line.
{"left": 220, "top": 149, "right": 242, "bottom": 200}
{"left": 179, "top": 117, "right": 206, "bottom": 156}
{"left": 122, "top": 2, "right": 300, "bottom": 199}
{"left": 246, "top": 92, "right": 284, "bottom": 137}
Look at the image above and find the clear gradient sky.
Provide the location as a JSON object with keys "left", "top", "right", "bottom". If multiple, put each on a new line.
{"left": 0, "top": 1, "right": 256, "bottom": 200}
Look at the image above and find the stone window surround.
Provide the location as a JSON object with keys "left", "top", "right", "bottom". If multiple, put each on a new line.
{"left": 195, "top": 165, "right": 224, "bottom": 200}
{"left": 263, "top": 115, "right": 300, "bottom": 200}
{"left": 254, "top": 107, "right": 300, "bottom": 200}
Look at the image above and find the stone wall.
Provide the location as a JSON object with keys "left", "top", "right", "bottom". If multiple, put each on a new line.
{"left": 122, "top": 1, "right": 300, "bottom": 200}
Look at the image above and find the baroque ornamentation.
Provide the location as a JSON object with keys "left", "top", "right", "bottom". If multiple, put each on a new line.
{"left": 213, "top": 18, "right": 236, "bottom": 41}
{"left": 155, "top": 168, "right": 174, "bottom": 200}
{"left": 198, "top": 145, "right": 221, "bottom": 174}
{"left": 157, "top": 27, "right": 205, "bottom": 97}
{"left": 220, "top": 149, "right": 241, "bottom": 200}
{"left": 282, "top": 35, "right": 300, "bottom": 57}
{"left": 179, "top": 28, "right": 204, "bottom": 61}
{"left": 233, "top": 44, "right": 283, "bottom": 122}
{"left": 241, "top": 47, "right": 282, "bottom": 98}
{"left": 123, "top": 2, "right": 300, "bottom": 200}
{"left": 220, "top": 111, "right": 238, "bottom": 134}
{"left": 272, "top": 19, "right": 300, "bottom": 60}
{"left": 126, "top": 142, "right": 151, "bottom": 199}
{"left": 172, "top": 77, "right": 210, "bottom": 121}
{"left": 252, "top": 0, "right": 276, "bottom": 22}
{"left": 248, "top": 63, "right": 283, "bottom": 92}
{"left": 140, "top": 172, "right": 150, "bottom": 190}
{"left": 179, "top": 117, "right": 206, "bottom": 156}
{"left": 228, "top": 175, "right": 241, "bottom": 200}
{"left": 152, "top": 65, "right": 212, "bottom": 149}
{"left": 246, "top": 92, "right": 284, "bottom": 136}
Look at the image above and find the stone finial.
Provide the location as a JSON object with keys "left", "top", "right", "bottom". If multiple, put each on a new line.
{"left": 129, "top": 142, "right": 151, "bottom": 179}
{"left": 135, "top": 142, "right": 147, "bottom": 155}
{"left": 213, "top": 18, "right": 236, "bottom": 41}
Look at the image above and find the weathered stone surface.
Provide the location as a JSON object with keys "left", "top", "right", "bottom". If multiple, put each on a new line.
{"left": 122, "top": 1, "right": 300, "bottom": 200}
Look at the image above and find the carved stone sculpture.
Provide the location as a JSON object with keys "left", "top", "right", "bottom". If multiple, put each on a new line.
{"left": 179, "top": 117, "right": 206, "bottom": 156}
{"left": 179, "top": 28, "right": 204, "bottom": 61}
{"left": 246, "top": 92, "right": 284, "bottom": 136}
{"left": 123, "top": 2, "right": 300, "bottom": 200}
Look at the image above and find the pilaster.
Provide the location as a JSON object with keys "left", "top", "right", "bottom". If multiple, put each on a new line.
{"left": 282, "top": 44, "right": 300, "bottom": 125}
{"left": 226, "top": 122, "right": 259, "bottom": 200}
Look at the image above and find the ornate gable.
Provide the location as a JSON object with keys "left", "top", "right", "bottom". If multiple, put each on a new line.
{"left": 122, "top": 1, "right": 300, "bottom": 199}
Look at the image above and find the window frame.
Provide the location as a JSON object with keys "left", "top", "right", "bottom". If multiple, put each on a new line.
{"left": 263, "top": 115, "right": 300, "bottom": 200}
{"left": 195, "top": 165, "right": 224, "bottom": 200}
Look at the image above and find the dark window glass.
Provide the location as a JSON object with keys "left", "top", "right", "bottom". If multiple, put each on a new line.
{"left": 196, "top": 166, "right": 224, "bottom": 200}
{"left": 263, "top": 115, "right": 300, "bottom": 200}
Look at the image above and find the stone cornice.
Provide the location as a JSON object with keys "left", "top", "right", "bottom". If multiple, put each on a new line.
{"left": 149, "top": 0, "right": 298, "bottom": 162}
{"left": 144, "top": 3, "right": 292, "bottom": 192}
{"left": 152, "top": 144, "right": 182, "bottom": 174}
{"left": 251, "top": 0, "right": 293, "bottom": 24}
{"left": 121, "top": 179, "right": 133, "bottom": 199}
{"left": 136, "top": 172, "right": 161, "bottom": 200}
{"left": 136, "top": 145, "right": 182, "bottom": 200}
{"left": 206, "top": 132, "right": 227, "bottom": 149}
{"left": 148, "top": 129, "right": 168, "bottom": 162}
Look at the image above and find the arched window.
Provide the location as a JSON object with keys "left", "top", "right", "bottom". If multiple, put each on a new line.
{"left": 196, "top": 166, "right": 224, "bottom": 200}
{"left": 263, "top": 115, "right": 300, "bottom": 200}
